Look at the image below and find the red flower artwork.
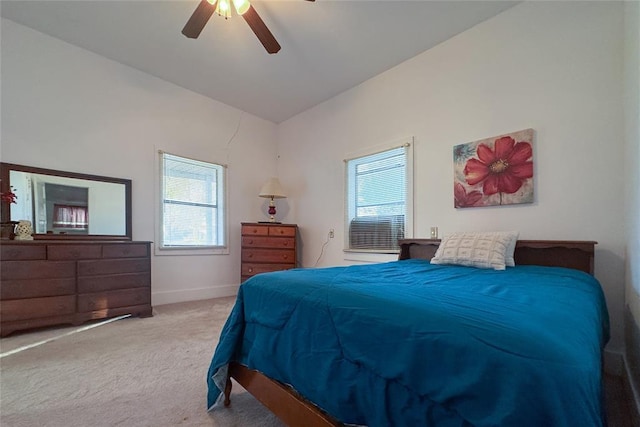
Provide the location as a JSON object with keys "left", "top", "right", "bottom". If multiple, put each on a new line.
{"left": 454, "top": 183, "right": 483, "bottom": 208}
{"left": 464, "top": 136, "right": 533, "bottom": 196}
{"left": 453, "top": 129, "right": 534, "bottom": 208}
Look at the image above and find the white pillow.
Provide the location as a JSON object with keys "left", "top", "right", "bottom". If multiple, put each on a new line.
{"left": 430, "top": 232, "right": 518, "bottom": 270}
{"left": 504, "top": 231, "right": 519, "bottom": 267}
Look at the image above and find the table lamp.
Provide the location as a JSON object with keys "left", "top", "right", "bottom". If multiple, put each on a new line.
{"left": 259, "top": 177, "right": 287, "bottom": 223}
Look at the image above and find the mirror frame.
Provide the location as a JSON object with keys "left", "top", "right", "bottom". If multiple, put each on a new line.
{"left": 0, "top": 162, "right": 132, "bottom": 240}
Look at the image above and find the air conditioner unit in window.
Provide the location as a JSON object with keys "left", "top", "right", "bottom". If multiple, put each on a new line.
{"left": 349, "top": 215, "right": 405, "bottom": 250}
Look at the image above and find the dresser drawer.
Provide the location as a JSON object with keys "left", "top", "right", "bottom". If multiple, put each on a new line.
{"left": 78, "top": 272, "right": 150, "bottom": 293}
{"left": 268, "top": 226, "right": 296, "bottom": 237}
{"left": 242, "top": 249, "right": 295, "bottom": 264}
{"left": 1, "top": 278, "right": 76, "bottom": 300}
{"left": 102, "top": 244, "right": 149, "bottom": 259}
{"left": 242, "top": 263, "right": 293, "bottom": 276}
{"left": 1, "top": 260, "right": 76, "bottom": 280}
{"left": 241, "top": 225, "right": 269, "bottom": 236}
{"left": 240, "top": 223, "right": 297, "bottom": 284}
{"left": 78, "top": 258, "right": 150, "bottom": 276}
{"left": 77, "top": 288, "right": 151, "bottom": 313}
{"left": 0, "top": 295, "right": 75, "bottom": 321}
{"left": 0, "top": 241, "right": 152, "bottom": 336}
{"left": 0, "top": 245, "right": 46, "bottom": 261}
{"left": 242, "top": 236, "right": 295, "bottom": 249}
{"left": 48, "top": 245, "right": 103, "bottom": 260}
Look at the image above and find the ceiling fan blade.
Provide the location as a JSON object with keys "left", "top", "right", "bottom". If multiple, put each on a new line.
{"left": 242, "top": 5, "right": 281, "bottom": 54}
{"left": 182, "top": 0, "right": 216, "bottom": 39}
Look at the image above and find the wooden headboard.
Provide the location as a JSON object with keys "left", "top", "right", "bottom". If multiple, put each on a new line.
{"left": 397, "top": 239, "right": 596, "bottom": 275}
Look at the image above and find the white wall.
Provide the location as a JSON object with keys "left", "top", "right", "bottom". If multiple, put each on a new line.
{"left": 624, "top": 0, "right": 640, "bottom": 395}
{"left": 0, "top": 18, "right": 279, "bottom": 305}
{"left": 625, "top": 0, "right": 640, "bottom": 333}
{"left": 278, "top": 2, "right": 627, "bottom": 351}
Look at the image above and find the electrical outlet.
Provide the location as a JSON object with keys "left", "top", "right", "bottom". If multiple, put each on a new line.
{"left": 430, "top": 227, "right": 438, "bottom": 239}
{"left": 329, "top": 229, "right": 335, "bottom": 239}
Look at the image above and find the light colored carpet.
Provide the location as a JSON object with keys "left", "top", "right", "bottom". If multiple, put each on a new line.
{"left": 0, "top": 297, "right": 285, "bottom": 427}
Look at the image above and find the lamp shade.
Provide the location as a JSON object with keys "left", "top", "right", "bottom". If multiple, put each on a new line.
{"left": 259, "top": 177, "right": 287, "bottom": 199}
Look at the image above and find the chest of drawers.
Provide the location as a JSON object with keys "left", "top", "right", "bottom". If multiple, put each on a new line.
{"left": 241, "top": 223, "right": 298, "bottom": 282}
{"left": 0, "top": 240, "right": 152, "bottom": 336}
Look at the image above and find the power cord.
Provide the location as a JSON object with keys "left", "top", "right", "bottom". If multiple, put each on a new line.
{"left": 313, "top": 231, "right": 331, "bottom": 267}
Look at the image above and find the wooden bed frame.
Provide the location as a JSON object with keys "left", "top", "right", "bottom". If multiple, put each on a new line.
{"left": 223, "top": 239, "right": 597, "bottom": 426}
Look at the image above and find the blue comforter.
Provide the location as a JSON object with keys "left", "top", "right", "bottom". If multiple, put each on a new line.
{"left": 207, "top": 260, "right": 610, "bottom": 426}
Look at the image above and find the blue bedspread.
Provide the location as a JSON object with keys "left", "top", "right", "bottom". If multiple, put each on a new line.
{"left": 207, "top": 260, "right": 610, "bottom": 426}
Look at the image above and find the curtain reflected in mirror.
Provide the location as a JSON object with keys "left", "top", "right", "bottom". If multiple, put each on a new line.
{"left": 45, "top": 183, "right": 89, "bottom": 234}
{"left": 52, "top": 205, "right": 89, "bottom": 231}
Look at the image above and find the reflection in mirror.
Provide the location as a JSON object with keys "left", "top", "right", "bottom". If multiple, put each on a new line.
{"left": 1, "top": 163, "right": 132, "bottom": 240}
{"left": 10, "top": 171, "right": 127, "bottom": 236}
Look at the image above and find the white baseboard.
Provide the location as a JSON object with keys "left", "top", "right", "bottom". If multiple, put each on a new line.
{"left": 151, "top": 284, "right": 240, "bottom": 306}
{"left": 623, "top": 352, "right": 640, "bottom": 427}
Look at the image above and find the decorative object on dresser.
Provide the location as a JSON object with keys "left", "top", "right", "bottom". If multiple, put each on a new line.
{"left": 0, "top": 240, "right": 152, "bottom": 337}
{"left": 0, "top": 181, "right": 19, "bottom": 240}
{"left": 0, "top": 221, "right": 18, "bottom": 240}
{"left": 258, "top": 177, "right": 287, "bottom": 223}
{"left": 13, "top": 220, "right": 34, "bottom": 240}
{"left": 241, "top": 222, "right": 297, "bottom": 283}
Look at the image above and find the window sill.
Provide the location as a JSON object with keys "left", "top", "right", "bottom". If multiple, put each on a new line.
{"left": 343, "top": 249, "right": 399, "bottom": 264}
{"left": 154, "top": 245, "right": 229, "bottom": 256}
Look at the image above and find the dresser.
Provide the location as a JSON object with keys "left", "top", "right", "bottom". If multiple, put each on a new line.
{"left": 241, "top": 223, "right": 298, "bottom": 282}
{"left": 0, "top": 240, "right": 152, "bottom": 337}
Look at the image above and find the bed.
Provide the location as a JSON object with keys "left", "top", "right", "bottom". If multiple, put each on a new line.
{"left": 207, "top": 239, "right": 610, "bottom": 426}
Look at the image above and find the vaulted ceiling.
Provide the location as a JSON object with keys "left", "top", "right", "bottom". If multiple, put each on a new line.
{"left": 1, "top": 0, "right": 517, "bottom": 123}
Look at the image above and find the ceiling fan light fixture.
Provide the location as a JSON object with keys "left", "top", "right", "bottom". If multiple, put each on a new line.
{"left": 232, "top": 0, "right": 250, "bottom": 15}
{"left": 215, "top": 0, "right": 232, "bottom": 19}
{"left": 182, "top": 0, "right": 299, "bottom": 53}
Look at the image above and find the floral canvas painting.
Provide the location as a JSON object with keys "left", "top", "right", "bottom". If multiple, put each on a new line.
{"left": 454, "top": 128, "right": 534, "bottom": 208}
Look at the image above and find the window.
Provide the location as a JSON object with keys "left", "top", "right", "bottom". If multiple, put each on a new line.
{"left": 345, "top": 139, "right": 413, "bottom": 253}
{"left": 159, "top": 152, "right": 226, "bottom": 250}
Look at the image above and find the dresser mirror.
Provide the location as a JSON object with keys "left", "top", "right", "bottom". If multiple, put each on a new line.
{"left": 1, "top": 162, "right": 132, "bottom": 240}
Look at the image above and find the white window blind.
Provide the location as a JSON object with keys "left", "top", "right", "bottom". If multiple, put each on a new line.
{"left": 345, "top": 142, "right": 412, "bottom": 252}
{"left": 160, "top": 153, "right": 226, "bottom": 248}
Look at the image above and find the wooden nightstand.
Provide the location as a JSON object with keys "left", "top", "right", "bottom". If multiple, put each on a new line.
{"left": 241, "top": 222, "right": 298, "bottom": 283}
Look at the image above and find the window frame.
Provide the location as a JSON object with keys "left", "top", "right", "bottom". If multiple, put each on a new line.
{"left": 343, "top": 137, "right": 414, "bottom": 259}
{"left": 155, "top": 151, "right": 229, "bottom": 256}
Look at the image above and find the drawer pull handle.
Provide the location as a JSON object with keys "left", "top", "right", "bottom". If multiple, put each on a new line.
{"left": 282, "top": 242, "right": 288, "bottom": 246}
{"left": 248, "top": 254, "right": 253, "bottom": 258}
{"left": 248, "top": 239, "right": 254, "bottom": 244}
{"left": 252, "top": 229, "right": 258, "bottom": 234}
{"left": 248, "top": 268, "right": 253, "bottom": 273}
{"left": 282, "top": 255, "right": 288, "bottom": 259}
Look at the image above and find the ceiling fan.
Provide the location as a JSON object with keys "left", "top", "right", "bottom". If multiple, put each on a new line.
{"left": 182, "top": 0, "right": 314, "bottom": 54}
